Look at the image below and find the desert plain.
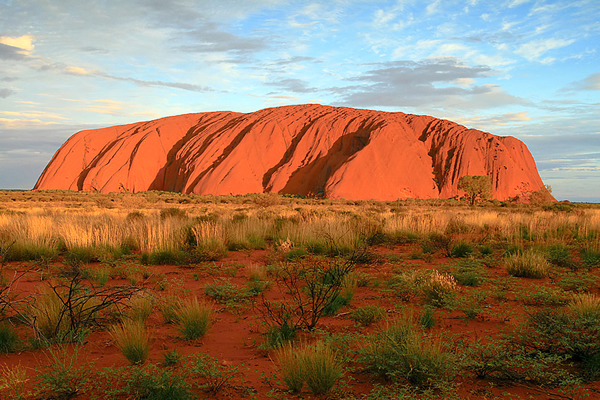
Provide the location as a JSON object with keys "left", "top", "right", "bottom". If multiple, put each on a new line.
{"left": 0, "top": 189, "right": 599, "bottom": 399}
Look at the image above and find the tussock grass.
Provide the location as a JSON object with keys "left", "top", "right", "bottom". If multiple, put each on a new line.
{"left": 127, "top": 292, "right": 154, "bottom": 322}
{"left": 506, "top": 250, "right": 550, "bottom": 279}
{"left": 568, "top": 293, "right": 600, "bottom": 319}
{"left": 109, "top": 319, "right": 151, "bottom": 364}
{"left": 276, "top": 342, "right": 343, "bottom": 395}
{"left": 176, "top": 297, "right": 212, "bottom": 340}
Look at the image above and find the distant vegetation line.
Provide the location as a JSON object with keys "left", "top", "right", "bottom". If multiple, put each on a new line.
{"left": 0, "top": 190, "right": 598, "bottom": 266}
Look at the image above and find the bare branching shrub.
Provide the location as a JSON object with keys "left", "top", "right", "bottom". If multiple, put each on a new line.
{"left": 28, "top": 271, "right": 141, "bottom": 342}
{"left": 258, "top": 254, "right": 359, "bottom": 336}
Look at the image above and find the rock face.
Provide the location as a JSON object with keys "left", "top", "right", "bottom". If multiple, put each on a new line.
{"left": 35, "top": 104, "right": 548, "bottom": 201}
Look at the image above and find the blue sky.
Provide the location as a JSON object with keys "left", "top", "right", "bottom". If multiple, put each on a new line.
{"left": 1, "top": 0, "right": 598, "bottom": 201}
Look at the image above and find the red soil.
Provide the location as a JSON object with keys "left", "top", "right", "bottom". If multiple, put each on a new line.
{"left": 2, "top": 244, "right": 597, "bottom": 399}
{"left": 35, "top": 105, "right": 548, "bottom": 201}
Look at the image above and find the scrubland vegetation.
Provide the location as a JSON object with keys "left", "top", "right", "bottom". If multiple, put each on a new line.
{"left": 0, "top": 189, "right": 599, "bottom": 399}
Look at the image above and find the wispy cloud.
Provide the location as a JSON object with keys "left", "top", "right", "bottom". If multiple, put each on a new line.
{"left": 515, "top": 38, "right": 575, "bottom": 63}
{"left": 565, "top": 72, "right": 600, "bottom": 91}
{"left": 332, "top": 58, "right": 526, "bottom": 110}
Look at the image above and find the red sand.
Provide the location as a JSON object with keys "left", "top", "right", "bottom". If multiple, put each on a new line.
{"left": 35, "top": 104, "right": 547, "bottom": 201}
{"left": 2, "top": 244, "right": 596, "bottom": 399}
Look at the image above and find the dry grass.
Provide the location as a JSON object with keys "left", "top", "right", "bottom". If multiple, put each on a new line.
{"left": 568, "top": 293, "right": 600, "bottom": 319}
{"left": 109, "top": 319, "right": 151, "bottom": 365}
{"left": 0, "top": 191, "right": 599, "bottom": 266}
{"left": 505, "top": 250, "right": 550, "bottom": 279}
{"left": 176, "top": 297, "right": 212, "bottom": 340}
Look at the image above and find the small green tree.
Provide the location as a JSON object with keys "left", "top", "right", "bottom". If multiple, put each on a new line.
{"left": 457, "top": 175, "right": 492, "bottom": 206}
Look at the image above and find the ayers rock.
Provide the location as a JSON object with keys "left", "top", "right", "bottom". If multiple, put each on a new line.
{"left": 35, "top": 104, "right": 548, "bottom": 201}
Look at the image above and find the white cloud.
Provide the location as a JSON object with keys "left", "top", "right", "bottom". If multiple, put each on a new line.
{"left": 374, "top": 9, "right": 396, "bottom": 26}
{"left": 65, "top": 66, "right": 91, "bottom": 75}
{"left": 458, "top": 111, "right": 531, "bottom": 127}
{"left": 0, "top": 35, "right": 35, "bottom": 54}
{"left": 508, "top": 0, "right": 532, "bottom": 8}
{"left": 426, "top": 0, "right": 441, "bottom": 15}
{"left": 515, "top": 38, "right": 575, "bottom": 62}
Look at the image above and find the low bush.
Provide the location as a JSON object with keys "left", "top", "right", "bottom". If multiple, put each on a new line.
{"left": 36, "top": 345, "right": 91, "bottom": 399}
{"left": 186, "top": 353, "right": 240, "bottom": 394}
{"left": 360, "top": 318, "right": 456, "bottom": 387}
{"left": 0, "top": 323, "right": 19, "bottom": 353}
{"left": 452, "top": 260, "right": 485, "bottom": 287}
{"left": 547, "top": 244, "right": 576, "bottom": 269}
{"left": 261, "top": 321, "right": 297, "bottom": 350}
{"left": 421, "top": 270, "right": 458, "bottom": 307}
{"left": 450, "top": 241, "right": 473, "bottom": 258}
{"left": 351, "top": 305, "right": 385, "bottom": 326}
{"left": 582, "top": 248, "right": 600, "bottom": 269}
{"left": 419, "top": 307, "right": 435, "bottom": 329}
{"left": 143, "top": 249, "right": 188, "bottom": 265}
{"left": 204, "top": 278, "right": 251, "bottom": 311}
{"left": 96, "top": 363, "right": 193, "bottom": 400}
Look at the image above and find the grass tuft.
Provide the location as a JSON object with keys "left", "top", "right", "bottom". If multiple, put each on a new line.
{"left": 110, "top": 319, "right": 151, "bottom": 365}
{"left": 506, "top": 250, "right": 550, "bottom": 279}
{"left": 176, "top": 297, "right": 212, "bottom": 340}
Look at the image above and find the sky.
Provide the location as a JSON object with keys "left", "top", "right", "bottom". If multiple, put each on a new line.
{"left": 1, "top": 0, "right": 599, "bottom": 202}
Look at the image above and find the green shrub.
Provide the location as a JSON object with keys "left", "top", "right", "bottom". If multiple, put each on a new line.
{"left": 462, "top": 337, "right": 514, "bottom": 379}
{"left": 65, "top": 246, "right": 100, "bottom": 266}
{"left": 360, "top": 318, "right": 455, "bottom": 387}
{"left": 0, "top": 323, "right": 19, "bottom": 353}
{"left": 424, "top": 233, "right": 451, "bottom": 256}
{"left": 161, "top": 348, "right": 184, "bottom": 367}
{"left": 96, "top": 364, "right": 193, "bottom": 400}
{"left": 186, "top": 353, "right": 239, "bottom": 394}
{"left": 452, "top": 261, "right": 485, "bottom": 287}
{"left": 36, "top": 345, "right": 91, "bottom": 399}
{"left": 419, "top": 307, "right": 435, "bottom": 329}
{"left": 519, "top": 307, "right": 600, "bottom": 374}
{"left": 285, "top": 247, "right": 308, "bottom": 261}
{"left": 450, "top": 241, "right": 473, "bottom": 258}
{"left": 204, "top": 278, "right": 251, "bottom": 310}
{"left": 176, "top": 297, "right": 212, "bottom": 340}
{"left": 479, "top": 244, "right": 493, "bottom": 256}
{"left": 351, "top": 305, "right": 385, "bottom": 326}
{"left": 518, "top": 286, "right": 569, "bottom": 306}
{"left": 582, "top": 248, "right": 600, "bottom": 269}
{"left": 547, "top": 244, "right": 575, "bottom": 269}
{"left": 506, "top": 250, "right": 549, "bottom": 279}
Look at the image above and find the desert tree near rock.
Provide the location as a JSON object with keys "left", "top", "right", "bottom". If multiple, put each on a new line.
{"left": 458, "top": 175, "right": 493, "bottom": 206}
